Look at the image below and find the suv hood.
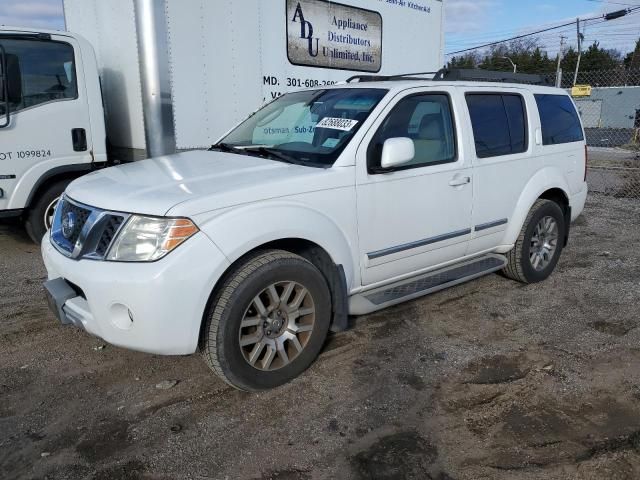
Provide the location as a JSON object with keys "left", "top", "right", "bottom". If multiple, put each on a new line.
{"left": 66, "top": 151, "right": 346, "bottom": 216}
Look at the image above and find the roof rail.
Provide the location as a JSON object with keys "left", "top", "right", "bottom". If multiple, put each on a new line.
{"left": 433, "top": 68, "right": 553, "bottom": 86}
{"left": 346, "top": 71, "right": 439, "bottom": 83}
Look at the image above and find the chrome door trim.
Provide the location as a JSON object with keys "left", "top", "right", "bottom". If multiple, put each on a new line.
{"left": 367, "top": 228, "right": 472, "bottom": 260}
{"left": 475, "top": 218, "right": 508, "bottom": 232}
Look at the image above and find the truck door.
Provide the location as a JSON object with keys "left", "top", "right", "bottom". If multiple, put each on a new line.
{"left": 0, "top": 33, "right": 93, "bottom": 238}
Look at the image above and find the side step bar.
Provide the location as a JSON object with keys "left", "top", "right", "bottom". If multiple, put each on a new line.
{"left": 349, "top": 254, "right": 507, "bottom": 315}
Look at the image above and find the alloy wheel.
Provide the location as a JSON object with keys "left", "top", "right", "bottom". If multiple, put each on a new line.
{"left": 529, "top": 216, "right": 559, "bottom": 271}
{"left": 238, "top": 281, "right": 316, "bottom": 371}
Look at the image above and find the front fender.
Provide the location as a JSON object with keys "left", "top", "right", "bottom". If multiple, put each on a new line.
{"left": 193, "top": 201, "right": 358, "bottom": 290}
{"left": 501, "top": 167, "right": 570, "bottom": 247}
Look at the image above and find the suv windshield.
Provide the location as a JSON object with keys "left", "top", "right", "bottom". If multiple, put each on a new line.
{"left": 216, "top": 88, "right": 388, "bottom": 167}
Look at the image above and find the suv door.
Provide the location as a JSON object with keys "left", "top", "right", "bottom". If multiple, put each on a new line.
{"left": 462, "top": 89, "right": 537, "bottom": 255}
{"left": 0, "top": 34, "right": 92, "bottom": 213}
{"left": 356, "top": 88, "right": 473, "bottom": 286}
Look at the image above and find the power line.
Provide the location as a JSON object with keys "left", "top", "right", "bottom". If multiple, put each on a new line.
{"left": 445, "top": 6, "right": 640, "bottom": 56}
{"left": 584, "top": 0, "right": 639, "bottom": 5}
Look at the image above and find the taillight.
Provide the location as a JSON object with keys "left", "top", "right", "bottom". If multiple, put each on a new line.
{"left": 584, "top": 145, "right": 588, "bottom": 182}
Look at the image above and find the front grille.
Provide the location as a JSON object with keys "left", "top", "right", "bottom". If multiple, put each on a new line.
{"left": 95, "top": 215, "right": 125, "bottom": 257}
{"left": 51, "top": 196, "right": 130, "bottom": 260}
{"left": 59, "top": 199, "right": 91, "bottom": 246}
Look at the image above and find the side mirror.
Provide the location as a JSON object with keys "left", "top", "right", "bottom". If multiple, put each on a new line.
{"left": 380, "top": 137, "right": 415, "bottom": 169}
{"left": 0, "top": 50, "right": 22, "bottom": 105}
{"left": 0, "top": 48, "right": 21, "bottom": 127}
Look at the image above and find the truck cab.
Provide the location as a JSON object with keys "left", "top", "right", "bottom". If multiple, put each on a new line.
{"left": 0, "top": 28, "right": 106, "bottom": 242}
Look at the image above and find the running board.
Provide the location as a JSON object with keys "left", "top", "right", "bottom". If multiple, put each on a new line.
{"left": 349, "top": 254, "right": 507, "bottom": 315}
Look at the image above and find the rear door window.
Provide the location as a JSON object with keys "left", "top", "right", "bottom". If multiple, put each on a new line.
{"left": 466, "top": 93, "right": 528, "bottom": 158}
{"left": 534, "top": 94, "right": 584, "bottom": 145}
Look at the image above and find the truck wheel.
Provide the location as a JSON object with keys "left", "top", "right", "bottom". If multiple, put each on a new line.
{"left": 24, "top": 180, "right": 71, "bottom": 244}
{"left": 201, "top": 250, "right": 332, "bottom": 391}
{"left": 503, "top": 199, "right": 565, "bottom": 284}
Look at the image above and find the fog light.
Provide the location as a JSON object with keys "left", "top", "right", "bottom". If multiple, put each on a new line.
{"left": 0, "top": 188, "right": 4, "bottom": 199}
{"left": 110, "top": 303, "right": 134, "bottom": 330}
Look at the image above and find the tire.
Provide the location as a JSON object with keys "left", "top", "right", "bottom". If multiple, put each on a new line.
{"left": 200, "top": 249, "right": 332, "bottom": 391}
{"left": 503, "top": 199, "right": 565, "bottom": 284}
{"left": 24, "top": 180, "right": 70, "bottom": 244}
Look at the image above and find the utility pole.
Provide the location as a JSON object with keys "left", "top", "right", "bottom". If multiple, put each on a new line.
{"left": 500, "top": 56, "right": 517, "bottom": 73}
{"left": 573, "top": 18, "right": 584, "bottom": 86}
{"left": 556, "top": 35, "right": 567, "bottom": 88}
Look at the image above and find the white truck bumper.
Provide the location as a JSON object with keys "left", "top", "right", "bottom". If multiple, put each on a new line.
{"left": 41, "top": 232, "right": 230, "bottom": 355}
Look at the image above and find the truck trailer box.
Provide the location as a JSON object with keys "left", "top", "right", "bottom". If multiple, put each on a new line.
{"left": 63, "top": 0, "right": 445, "bottom": 158}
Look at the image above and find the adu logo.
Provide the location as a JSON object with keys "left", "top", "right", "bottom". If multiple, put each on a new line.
{"left": 291, "top": 3, "right": 319, "bottom": 57}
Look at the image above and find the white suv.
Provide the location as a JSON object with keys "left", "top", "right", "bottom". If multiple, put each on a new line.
{"left": 42, "top": 78, "right": 588, "bottom": 391}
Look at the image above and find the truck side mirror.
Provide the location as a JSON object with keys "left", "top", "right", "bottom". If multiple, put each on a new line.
{"left": 6, "top": 54, "right": 22, "bottom": 104}
{"left": 380, "top": 137, "right": 415, "bottom": 169}
{"left": 0, "top": 49, "right": 22, "bottom": 127}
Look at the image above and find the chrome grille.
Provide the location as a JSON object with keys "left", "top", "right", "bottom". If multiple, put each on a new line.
{"left": 59, "top": 199, "right": 91, "bottom": 246}
{"left": 95, "top": 215, "right": 125, "bottom": 257}
{"left": 50, "top": 196, "right": 130, "bottom": 260}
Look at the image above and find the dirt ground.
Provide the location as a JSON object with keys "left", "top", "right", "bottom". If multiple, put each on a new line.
{"left": 2, "top": 195, "right": 640, "bottom": 480}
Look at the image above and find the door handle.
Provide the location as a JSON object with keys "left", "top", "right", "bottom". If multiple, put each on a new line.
{"left": 71, "top": 128, "right": 87, "bottom": 152}
{"left": 449, "top": 176, "right": 471, "bottom": 187}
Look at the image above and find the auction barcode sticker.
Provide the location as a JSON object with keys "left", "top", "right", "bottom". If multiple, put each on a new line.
{"left": 316, "top": 117, "right": 359, "bottom": 131}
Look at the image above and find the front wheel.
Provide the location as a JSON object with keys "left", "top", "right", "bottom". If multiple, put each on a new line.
{"left": 200, "top": 250, "right": 332, "bottom": 391}
{"left": 503, "top": 199, "right": 565, "bottom": 284}
{"left": 24, "top": 180, "right": 70, "bottom": 244}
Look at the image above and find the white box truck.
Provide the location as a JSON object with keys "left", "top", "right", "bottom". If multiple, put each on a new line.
{"left": 0, "top": 0, "right": 445, "bottom": 241}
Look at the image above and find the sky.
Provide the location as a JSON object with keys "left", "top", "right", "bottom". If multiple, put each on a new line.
{"left": 0, "top": 0, "right": 638, "bottom": 57}
{"left": 445, "top": 0, "right": 640, "bottom": 57}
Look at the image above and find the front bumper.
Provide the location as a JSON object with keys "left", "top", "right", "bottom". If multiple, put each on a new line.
{"left": 41, "top": 232, "right": 231, "bottom": 355}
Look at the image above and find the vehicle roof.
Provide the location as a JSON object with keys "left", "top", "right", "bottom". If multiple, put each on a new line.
{"left": 0, "top": 26, "right": 70, "bottom": 36}
{"left": 326, "top": 79, "right": 565, "bottom": 95}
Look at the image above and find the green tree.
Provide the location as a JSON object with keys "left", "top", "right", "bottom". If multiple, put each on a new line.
{"left": 448, "top": 38, "right": 556, "bottom": 74}
{"left": 447, "top": 52, "right": 480, "bottom": 69}
{"left": 624, "top": 38, "right": 640, "bottom": 70}
{"left": 579, "top": 41, "right": 622, "bottom": 71}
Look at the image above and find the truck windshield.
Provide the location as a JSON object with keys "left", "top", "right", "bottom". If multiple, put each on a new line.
{"left": 216, "top": 88, "right": 388, "bottom": 167}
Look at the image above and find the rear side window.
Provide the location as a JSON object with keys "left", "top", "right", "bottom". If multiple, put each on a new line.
{"left": 466, "top": 94, "right": 527, "bottom": 158}
{"left": 535, "top": 94, "right": 584, "bottom": 145}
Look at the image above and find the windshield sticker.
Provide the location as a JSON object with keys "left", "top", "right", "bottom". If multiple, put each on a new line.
{"left": 317, "top": 117, "right": 359, "bottom": 131}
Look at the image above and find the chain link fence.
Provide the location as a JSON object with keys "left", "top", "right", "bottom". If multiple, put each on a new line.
{"left": 552, "top": 69, "right": 640, "bottom": 198}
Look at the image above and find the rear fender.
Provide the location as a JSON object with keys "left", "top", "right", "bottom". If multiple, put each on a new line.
{"left": 501, "top": 167, "right": 571, "bottom": 248}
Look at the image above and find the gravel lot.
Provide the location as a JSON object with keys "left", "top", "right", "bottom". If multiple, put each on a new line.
{"left": 2, "top": 195, "right": 640, "bottom": 480}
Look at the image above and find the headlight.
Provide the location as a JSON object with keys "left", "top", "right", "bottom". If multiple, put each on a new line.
{"left": 106, "top": 216, "right": 199, "bottom": 262}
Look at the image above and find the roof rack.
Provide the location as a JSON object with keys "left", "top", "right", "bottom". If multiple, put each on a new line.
{"left": 345, "top": 69, "right": 554, "bottom": 86}
{"left": 432, "top": 68, "right": 553, "bottom": 86}
{"left": 346, "top": 72, "right": 439, "bottom": 83}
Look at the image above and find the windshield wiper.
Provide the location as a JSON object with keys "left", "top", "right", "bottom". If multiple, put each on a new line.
{"left": 210, "top": 143, "right": 303, "bottom": 166}
{"left": 208, "top": 142, "right": 238, "bottom": 152}
{"left": 242, "top": 146, "right": 301, "bottom": 165}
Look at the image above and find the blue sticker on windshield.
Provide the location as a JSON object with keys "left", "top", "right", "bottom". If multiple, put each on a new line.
{"left": 322, "top": 138, "right": 340, "bottom": 148}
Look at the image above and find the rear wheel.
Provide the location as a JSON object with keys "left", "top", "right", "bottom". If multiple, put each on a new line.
{"left": 200, "top": 250, "right": 331, "bottom": 391}
{"left": 24, "top": 180, "right": 70, "bottom": 243}
{"left": 503, "top": 199, "right": 565, "bottom": 284}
